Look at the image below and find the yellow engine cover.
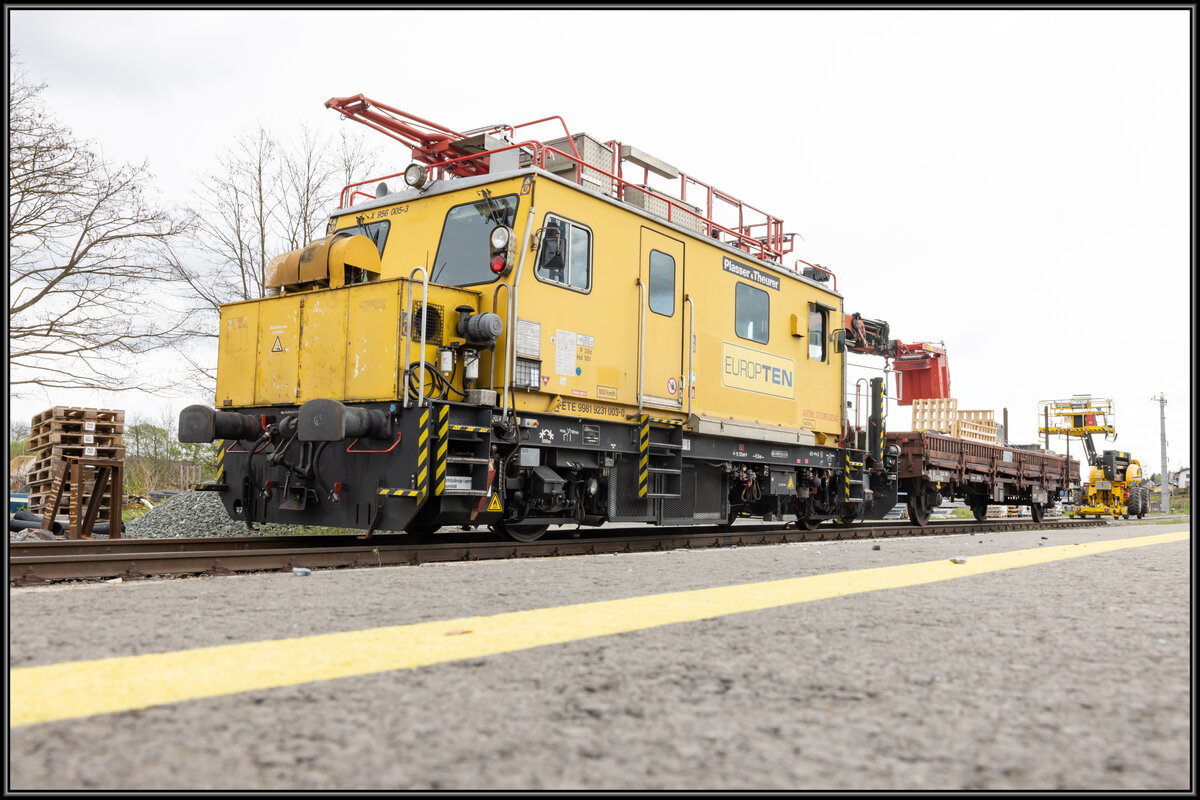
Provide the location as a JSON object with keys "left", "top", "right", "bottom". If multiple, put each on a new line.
{"left": 264, "top": 234, "right": 381, "bottom": 290}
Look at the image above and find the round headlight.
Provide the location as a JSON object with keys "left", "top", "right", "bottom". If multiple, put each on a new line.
{"left": 489, "top": 226, "right": 512, "bottom": 251}
{"left": 404, "top": 163, "right": 428, "bottom": 188}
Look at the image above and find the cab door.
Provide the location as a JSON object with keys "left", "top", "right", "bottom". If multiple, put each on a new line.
{"left": 639, "top": 228, "right": 685, "bottom": 410}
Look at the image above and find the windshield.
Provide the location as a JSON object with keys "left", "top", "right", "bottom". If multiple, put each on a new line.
{"left": 430, "top": 192, "right": 520, "bottom": 286}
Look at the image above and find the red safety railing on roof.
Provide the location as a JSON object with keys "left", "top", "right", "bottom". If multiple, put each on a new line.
{"left": 326, "top": 95, "right": 832, "bottom": 277}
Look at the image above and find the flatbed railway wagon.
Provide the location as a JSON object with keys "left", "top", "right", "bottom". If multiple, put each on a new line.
{"left": 180, "top": 94, "right": 911, "bottom": 540}
{"left": 886, "top": 430, "right": 1079, "bottom": 525}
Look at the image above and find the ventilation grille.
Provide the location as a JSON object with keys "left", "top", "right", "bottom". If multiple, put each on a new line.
{"left": 609, "top": 455, "right": 653, "bottom": 521}
{"left": 410, "top": 302, "right": 444, "bottom": 346}
{"left": 664, "top": 463, "right": 723, "bottom": 520}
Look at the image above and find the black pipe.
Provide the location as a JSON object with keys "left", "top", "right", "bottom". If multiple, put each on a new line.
{"left": 9, "top": 517, "right": 64, "bottom": 536}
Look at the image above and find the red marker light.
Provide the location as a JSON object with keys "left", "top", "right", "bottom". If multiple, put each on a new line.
{"left": 490, "top": 255, "right": 506, "bottom": 273}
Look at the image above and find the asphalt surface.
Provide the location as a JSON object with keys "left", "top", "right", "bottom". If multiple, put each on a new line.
{"left": 7, "top": 519, "right": 1192, "bottom": 790}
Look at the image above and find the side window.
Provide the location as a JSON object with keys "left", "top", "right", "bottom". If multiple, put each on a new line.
{"left": 735, "top": 282, "right": 769, "bottom": 344}
{"left": 535, "top": 214, "right": 592, "bottom": 292}
{"left": 648, "top": 250, "right": 675, "bottom": 316}
{"left": 808, "top": 303, "right": 827, "bottom": 361}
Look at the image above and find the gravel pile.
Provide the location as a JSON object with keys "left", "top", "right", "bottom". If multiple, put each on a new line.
{"left": 8, "top": 491, "right": 314, "bottom": 542}
{"left": 124, "top": 491, "right": 310, "bottom": 538}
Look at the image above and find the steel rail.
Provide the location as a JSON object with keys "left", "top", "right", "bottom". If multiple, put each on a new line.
{"left": 10, "top": 518, "right": 1108, "bottom": 586}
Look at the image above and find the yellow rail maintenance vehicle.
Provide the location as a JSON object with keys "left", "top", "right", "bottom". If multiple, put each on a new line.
{"left": 1039, "top": 396, "right": 1148, "bottom": 520}
{"left": 181, "top": 95, "right": 902, "bottom": 540}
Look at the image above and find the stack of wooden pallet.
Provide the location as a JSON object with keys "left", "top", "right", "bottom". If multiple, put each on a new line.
{"left": 27, "top": 407, "right": 126, "bottom": 521}
{"left": 911, "top": 398, "right": 999, "bottom": 444}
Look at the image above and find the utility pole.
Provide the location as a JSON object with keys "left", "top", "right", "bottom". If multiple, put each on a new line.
{"left": 1152, "top": 393, "right": 1168, "bottom": 512}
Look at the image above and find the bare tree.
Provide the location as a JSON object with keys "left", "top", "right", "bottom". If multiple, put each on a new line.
{"left": 8, "top": 61, "right": 194, "bottom": 394}
{"left": 170, "top": 121, "right": 383, "bottom": 393}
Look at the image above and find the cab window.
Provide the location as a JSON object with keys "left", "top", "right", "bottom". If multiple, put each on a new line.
{"left": 735, "top": 282, "right": 769, "bottom": 343}
{"left": 335, "top": 219, "right": 390, "bottom": 256}
{"left": 808, "top": 303, "right": 827, "bottom": 361}
{"left": 535, "top": 215, "right": 592, "bottom": 292}
{"left": 431, "top": 193, "right": 519, "bottom": 286}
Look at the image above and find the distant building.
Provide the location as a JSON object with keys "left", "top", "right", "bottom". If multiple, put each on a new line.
{"left": 1170, "top": 467, "right": 1190, "bottom": 490}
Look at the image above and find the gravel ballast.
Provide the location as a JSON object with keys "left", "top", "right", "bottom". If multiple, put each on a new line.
{"left": 7, "top": 491, "right": 312, "bottom": 541}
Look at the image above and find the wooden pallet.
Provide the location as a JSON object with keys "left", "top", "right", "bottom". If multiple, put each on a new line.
{"left": 29, "top": 429, "right": 125, "bottom": 454}
{"left": 41, "top": 443, "right": 127, "bottom": 460}
{"left": 911, "top": 398, "right": 998, "bottom": 443}
{"left": 31, "top": 406, "right": 125, "bottom": 428}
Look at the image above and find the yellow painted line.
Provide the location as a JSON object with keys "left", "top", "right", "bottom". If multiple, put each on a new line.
{"left": 9, "top": 530, "right": 1187, "bottom": 728}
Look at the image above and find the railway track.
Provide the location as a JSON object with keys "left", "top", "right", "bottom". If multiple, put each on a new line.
{"left": 9, "top": 517, "right": 1108, "bottom": 586}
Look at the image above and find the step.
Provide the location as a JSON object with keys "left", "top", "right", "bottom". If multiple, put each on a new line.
{"left": 440, "top": 488, "right": 489, "bottom": 497}
{"left": 446, "top": 456, "right": 490, "bottom": 464}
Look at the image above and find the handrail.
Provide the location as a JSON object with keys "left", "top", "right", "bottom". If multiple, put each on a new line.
{"left": 490, "top": 282, "right": 510, "bottom": 397}
{"left": 636, "top": 278, "right": 646, "bottom": 418}
{"left": 794, "top": 258, "right": 838, "bottom": 292}
{"left": 333, "top": 135, "right": 822, "bottom": 277}
{"left": 340, "top": 168, "right": 410, "bottom": 208}
{"left": 402, "top": 267, "right": 430, "bottom": 408}
{"left": 503, "top": 202, "right": 538, "bottom": 421}
{"left": 685, "top": 294, "right": 695, "bottom": 418}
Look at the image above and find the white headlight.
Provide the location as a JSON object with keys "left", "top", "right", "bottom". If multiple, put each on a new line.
{"left": 490, "top": 226, "right": 512, "bottom": 251}
{"left": 404, "top": 163, "right": 428, "bottom": 188}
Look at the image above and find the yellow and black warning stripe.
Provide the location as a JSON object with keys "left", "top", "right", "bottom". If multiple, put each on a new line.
{"left": 377, "top": 408, "right": 431, "bottom": 502}
{"left": 377, "top": 487, "right": 422, "bottom": 498}
{"left": 638, "top": 414, "right": 650, "bottom": 499}
{"left": 415, "top": 408, "right": 430, "bottom": 503}
{"left": 434, "top": 405, "right": 448, "bottom": 496}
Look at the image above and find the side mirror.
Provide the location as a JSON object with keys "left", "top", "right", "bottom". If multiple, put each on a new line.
{"left": 831, "top": 328, "right": 846, "bottom": 354}
{"left": 537, "top": 228, "right": 564, "bottom": 277}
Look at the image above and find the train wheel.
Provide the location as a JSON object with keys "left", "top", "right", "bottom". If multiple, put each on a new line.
{"left": 1029, "top": 502, "right": 1044, "bottom": 523}
{"left": 492, "top": 521, "right": 550, "bottom": 542}
{"left": 906, "top": 494, "right": 930, "bottom": 527}
{"left": 716, "top": 505, "right": 739, "bottom": 529}
{"left": 797, "top": 516, "right": 822, "bottom": 531}
{"left": 970, "top": 504, "right": 987, "bottom": 522}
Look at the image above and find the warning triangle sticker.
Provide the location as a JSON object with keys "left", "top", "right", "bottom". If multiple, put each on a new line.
{"left": 271, "top": 336, "right": 283, "bottom": 353}
{"left": 487, "top": 494, "right": 502, "bottom": 512}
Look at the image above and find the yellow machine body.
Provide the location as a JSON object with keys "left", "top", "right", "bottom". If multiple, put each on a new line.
{"left": 242, "top": 171, "right": 846, "bottom": 442}
{"left": 216, "top": 278, "right": 481, "bottom": 408}
{"left": 1077, "top": 456, "right": 1142, "bottom": 519}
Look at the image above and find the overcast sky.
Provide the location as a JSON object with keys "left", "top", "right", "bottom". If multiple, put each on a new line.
{"left": 8, "top": 8, "right": 1193, "bottom": 476}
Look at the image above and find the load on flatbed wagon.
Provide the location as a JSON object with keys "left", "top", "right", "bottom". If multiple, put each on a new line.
{"left": 179, "top": 94, "right": 1075, "bottom": 539}
{"left": 887, "top": 430, "right": 1079, "bottom": 525}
